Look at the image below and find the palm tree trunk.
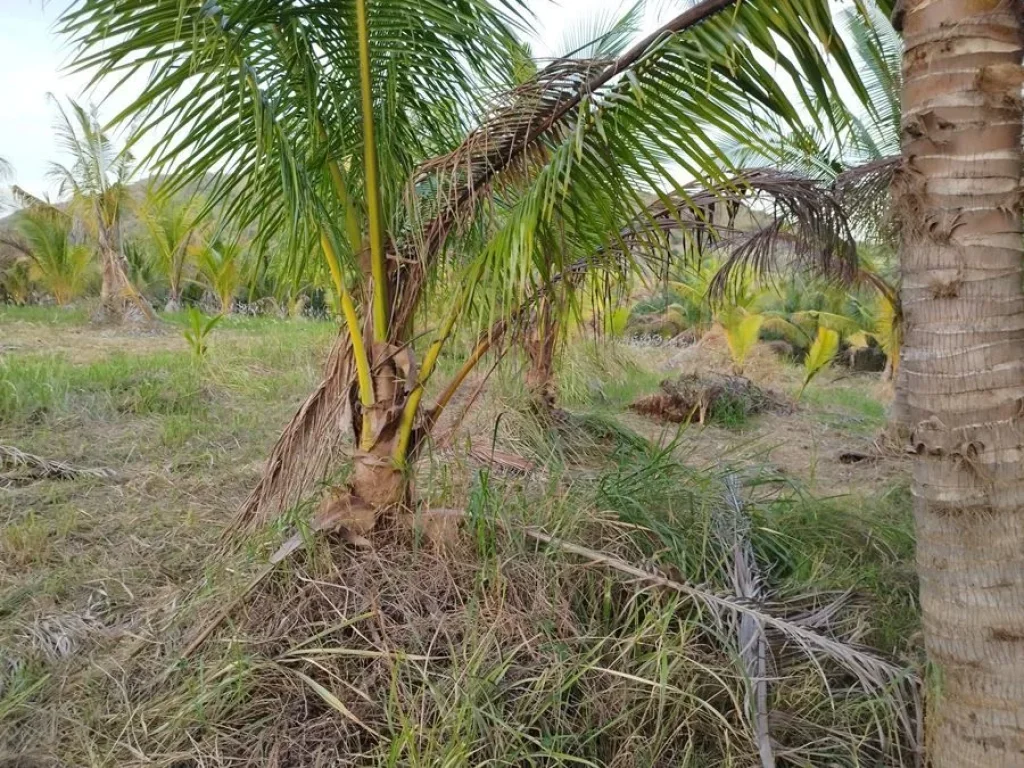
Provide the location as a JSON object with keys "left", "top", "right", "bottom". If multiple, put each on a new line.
{"left": 897, "top": 1, "right": 1024, "bottom": 763}
{"left": 96, "top": 217, "right": 154, "bottom": 323}
{"left": 525, "top": 300, "right": 558, "bottom": 412}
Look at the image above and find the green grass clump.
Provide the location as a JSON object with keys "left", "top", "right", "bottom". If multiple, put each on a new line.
{"left": 555, "top": 341, "right": 663, "bottom": 408}
{"left": 0, "top": 305, "right": 89, "bottom": 326}
{"left": 2, "top": 448, "right": 918, "bottom": 768}
{"left": 0, "top": 312, "right": 918, "bottom": 767}
{"left": 0, "top": 352, "right": 204, "bottom": 425}
{"left": 801, "top": 383, "right": 888, "bottom": 433}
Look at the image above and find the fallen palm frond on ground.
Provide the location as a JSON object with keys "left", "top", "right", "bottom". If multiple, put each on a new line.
{"left": 0, "top": 445, "right": 115, "bottom": 487}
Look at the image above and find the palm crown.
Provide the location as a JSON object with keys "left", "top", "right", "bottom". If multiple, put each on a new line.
{"left": 60, "top": 0, "right": 877, "bottom": 522}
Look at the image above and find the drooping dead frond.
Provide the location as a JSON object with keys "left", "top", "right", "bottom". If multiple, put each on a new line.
{"left": 413, "top": 57, "right": 610, "bottom": 215}
{"left": 568, "top": 168, "right": 863, "bottom": 303}
{"left": 387, "top": 0, "right": 741, "bottom": 338}
{"left": 233, "top": 338, "right": 357, "bottom": 533}
{"left": 521, "top": 525, "right": 913, "bottom": 696}
{"left": 834, "top": 155, "right": 900, "bottom": 243}
{"left": 715, "top": 474, "right": 775, "bottom": 768}
{"left": 697, "top": 168, "right": 859, "bottom": 299}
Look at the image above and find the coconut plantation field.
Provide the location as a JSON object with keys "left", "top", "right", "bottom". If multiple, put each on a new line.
{"left": 0, "top": 305, "right": 921, "bottom": 766}
{"left": 9, "top": 0, "right": 1024, "bottom": 760}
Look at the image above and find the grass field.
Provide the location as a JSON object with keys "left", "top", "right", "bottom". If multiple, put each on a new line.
{"left": 0, "top": 308, "right": 921, "bottom": 766}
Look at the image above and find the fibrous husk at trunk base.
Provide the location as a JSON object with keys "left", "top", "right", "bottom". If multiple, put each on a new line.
{"left": 90, "top": 291, "right": 157, "bottom": 326}
{"left": 630, "top": 373, "right": 788, "bottom": 424}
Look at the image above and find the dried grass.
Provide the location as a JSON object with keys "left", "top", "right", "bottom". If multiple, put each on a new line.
{"left": 3, "top": 467, "right": 920, "bottom": 767}
{"left": 0, "top": 445, "right": 116, "bottom": 488}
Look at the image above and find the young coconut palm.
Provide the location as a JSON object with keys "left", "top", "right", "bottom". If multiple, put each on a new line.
{"left": 137, "top": 185, "right": 204, "bottom": 311}
{"left": 46, "top": 98, "right": 154, "bottom": 322}
{"left": 1, "top": 188, "right": 96, "bottom": 305}
{"left": 62, "top": 0, "right": 870, "bottom": 533}
{"left": 13, "top": 205, "right": 93, "bottom": 306}
{"left": 196, "top": 237, "right": 247, "bottom": 315}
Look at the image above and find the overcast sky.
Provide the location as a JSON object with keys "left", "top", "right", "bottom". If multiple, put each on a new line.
{"left": 0, "top": 0, "right": 658, "bottom": 198}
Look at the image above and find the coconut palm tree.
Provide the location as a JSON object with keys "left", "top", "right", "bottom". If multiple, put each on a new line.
{"left": 60, "top": 0, "right": 869, "bottom": 529}
{"left": 1, "top": 188, "right": 97, "bottom": 305}
{"left": 10, "top": 204, "right": 93, "bottom": 305}
{"left": 137, "top": 185, "right": 204, "bottom": 311}
{"left": 196, "top": 237, "right": 247, "bottom": 315}
{"left": 46, "top": 97, "right": 154, "bottom": 322}
{"left": 894, "top": 2, "right": 1024, "bottom": 764}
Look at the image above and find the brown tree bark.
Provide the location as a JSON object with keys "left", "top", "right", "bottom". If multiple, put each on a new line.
{"left": 897, "top": 0, "right": 1024, "bottom": 763}
{"left": 524, "top": 299, "right": 558, "bottom": 413}
{"left": 96, "top": 209, "right": 154, "bottom": 323}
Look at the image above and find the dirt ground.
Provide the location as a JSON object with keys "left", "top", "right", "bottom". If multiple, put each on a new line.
{"left": 0, "top": 314, "right": 188, "bottom": 362}
{"left": 615, "top": 333, "right": 908, "bottom": 497}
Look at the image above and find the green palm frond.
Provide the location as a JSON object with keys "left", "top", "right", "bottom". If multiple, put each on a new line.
{"left": 760, "top": 313, "right": 810, "bottom": 345}
{"left": 12, "top": 205, "right": 95, "bottom": 304}
{"left": 136, "top": 184, "right": 205, "bottom": 298}
{"left": 554, "top": 1, "right": 646, "bottom": 59}
{"left": 791, "top": 309, "right": 863, "bottom": 337}
{"left": 798, "top": 326, "right": 839, "bottom": 398}
{"left": 719, "top": 2, "right": 900, "bottom": 181}
{"left": 60, "top": 0, "right": 527, "bottom": 261}
{"left": 197, "top": 238, "right": 248, "bottom": 314}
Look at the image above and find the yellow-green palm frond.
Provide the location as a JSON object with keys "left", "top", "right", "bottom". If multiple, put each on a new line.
{"left": 719, "top": 307, "right": 764, "bottom": 373}
{"left": 761, "top": 314, "right": 810, "bottom": 346}
{"left": 798, "top": 326, "right": 839, "bottom": 398}
{"left": 872, "top": 292, "right": 901, "bottom": 373}
{"left": 791, "top": 309, "right": 863, "bottom": 337}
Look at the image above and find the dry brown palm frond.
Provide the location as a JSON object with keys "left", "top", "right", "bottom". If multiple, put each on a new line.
{"left": 521, "top": 525, "right": 912, "bottom": 694}
{"left": 0, "top": 444, "right": 116, "bottom": 487}
{"left": 692, "top": 168, "right": 859, "bottom": 299}
{"left": 834, "top": 155, "right": 900, "bottom": 243}
{"left": 412, "top": 58, "right": 609, "bottom": 213}
{"left": 232, "top": 339, "right": 356, "bottom": 533}
{"left": 715, "top": 474, "right": 775, "bottom": 768}
{"left": 387, "top": 0, "right": 740, "bottom": 338}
